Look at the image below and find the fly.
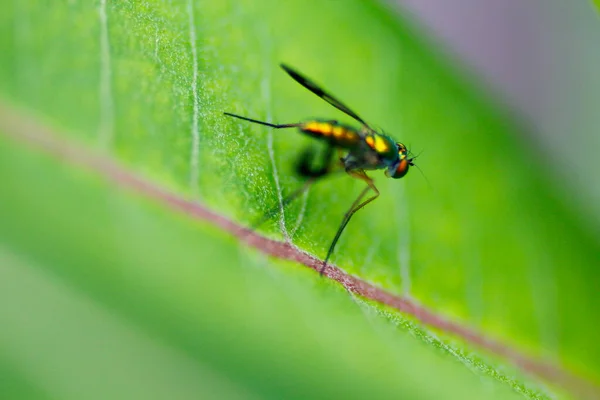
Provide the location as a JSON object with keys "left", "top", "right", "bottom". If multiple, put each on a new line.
{"left": 224, "top": 64, "right": 416, "bottom": 274}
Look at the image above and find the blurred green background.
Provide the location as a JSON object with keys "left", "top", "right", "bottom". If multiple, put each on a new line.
{"left": 1, "top": 0, "right": 598, "bottom": 399}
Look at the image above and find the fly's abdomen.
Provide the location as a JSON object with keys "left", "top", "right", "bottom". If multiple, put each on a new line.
{"left": 300, "top": 121, "right": 361, "bottom": 148}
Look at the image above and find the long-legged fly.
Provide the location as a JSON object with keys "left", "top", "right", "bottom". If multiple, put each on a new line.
{"left": 225, "top": 64, "right": 415, "bottom": 274}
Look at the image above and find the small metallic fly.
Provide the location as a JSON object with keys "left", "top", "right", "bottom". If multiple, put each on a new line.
{"left": 225, "top": 64, "right": 416, "bottom": 274}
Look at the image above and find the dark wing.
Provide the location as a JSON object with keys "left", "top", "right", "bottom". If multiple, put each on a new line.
{"left": 280, "top": 63, "right": 370, "bottom": 128}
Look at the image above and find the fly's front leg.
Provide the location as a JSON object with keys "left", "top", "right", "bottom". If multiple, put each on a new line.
{"left": 320, "top": 169, "right": 380, "bottom": 275}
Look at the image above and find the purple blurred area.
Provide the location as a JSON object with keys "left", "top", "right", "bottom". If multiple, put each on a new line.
{"left": 393, "top": 0, "right": 600, "bottom": 227}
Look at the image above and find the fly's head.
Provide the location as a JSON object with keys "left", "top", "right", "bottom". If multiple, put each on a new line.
{"left": 385, "top": 142, "right": 415, "bottom": 179}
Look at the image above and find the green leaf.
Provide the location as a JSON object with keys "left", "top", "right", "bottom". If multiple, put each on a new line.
{"left": 0, "top": 0, "right": 598, "bottom": 398}
{"left": 1, "top": 131, "right": 528, "bottom": 400}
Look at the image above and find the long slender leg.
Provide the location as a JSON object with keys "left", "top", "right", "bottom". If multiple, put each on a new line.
{"left": 320, "top": 170, "right": 380, "bottom": 275}
{"left": 224, "top": 112, "right": 301, "bottom": 129}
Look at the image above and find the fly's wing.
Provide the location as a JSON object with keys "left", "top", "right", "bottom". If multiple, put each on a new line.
{"left": 280, "top": 64, "right": 372, "bottom": 130}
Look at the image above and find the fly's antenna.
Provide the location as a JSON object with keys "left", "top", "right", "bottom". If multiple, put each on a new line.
{"left": 408, "top": 148, "right": 425, "bottom": 160}
{"left": 413, "top": 163, "right": 433, "bottom": 190}
{"left": 408, "top": 149, "right": 433, "bottom": 191}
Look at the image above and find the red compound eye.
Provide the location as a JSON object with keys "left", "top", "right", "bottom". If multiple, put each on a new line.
{"left": 390, "top": 159, "right": 410, "bottom": 179}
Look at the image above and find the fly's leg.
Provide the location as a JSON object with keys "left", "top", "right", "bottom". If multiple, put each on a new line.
{"left": 224, "top": 112, "right": 301, "bottom": 129}
{"left": 296, "top": 145, "right": 335, "bottom": 178}
{"left": 320, "top": 169, "right": 379, "bottom": 275}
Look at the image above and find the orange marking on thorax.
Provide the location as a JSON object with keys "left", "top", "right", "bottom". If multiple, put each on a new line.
{"left": 365, "top": 134, "right": 391, "bottom": 154}
{"left": 374, "top": 136, "right": 389, "bottom": 153}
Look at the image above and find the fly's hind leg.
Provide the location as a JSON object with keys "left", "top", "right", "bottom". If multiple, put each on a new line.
{"left": 296, "top": 145, "right": 335, "bottom": 178}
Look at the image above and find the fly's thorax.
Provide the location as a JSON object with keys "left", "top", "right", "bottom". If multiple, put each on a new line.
{"left": 364, "top": 133, "right": 398, "bottom": 165}
{"left": 300, "top": 120, "right": 361, "bottom": 147}
{"left": 341, "top": 132, "right": 397, "bottom": 172}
